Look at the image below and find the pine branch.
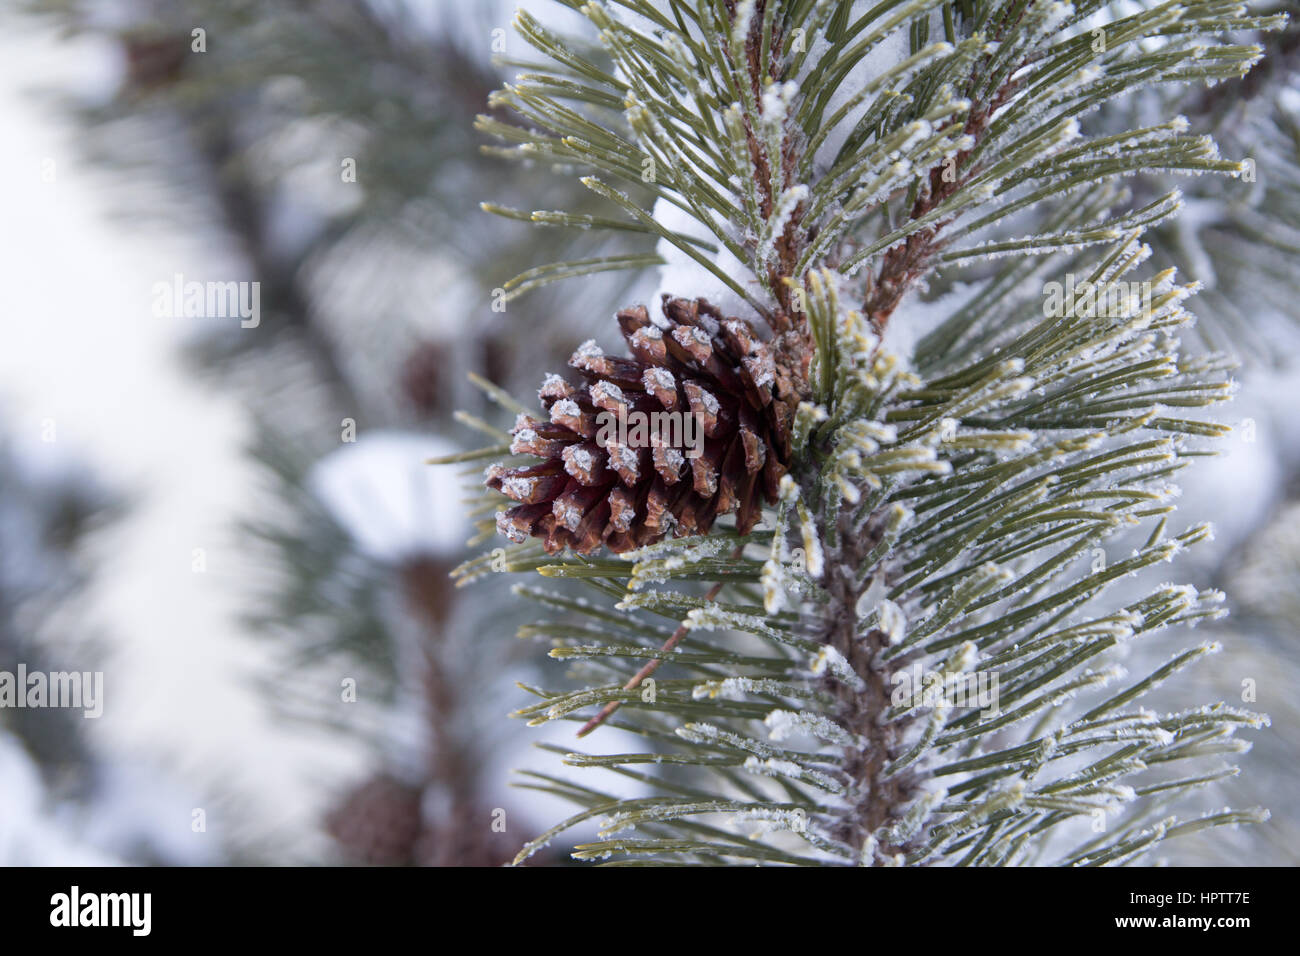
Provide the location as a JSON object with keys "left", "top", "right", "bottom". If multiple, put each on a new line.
{"left": 452, "top": 0, "right": 1282, "bottom": 866}
{"left": 577, "top": 545, "right": 743, "bottom": 736}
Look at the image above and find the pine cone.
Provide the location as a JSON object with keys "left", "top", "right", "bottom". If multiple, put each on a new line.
{"left": 487, "top": 296, "right": 809, "bottom": 554}
{"left": 401, "top": 339, "right": 448, "bottom": 416}
{"left": 121, "top": 33, "right": 187, "bottom": 91}
{"left": 325, "top": 774, "right": 424, "bottom": 866}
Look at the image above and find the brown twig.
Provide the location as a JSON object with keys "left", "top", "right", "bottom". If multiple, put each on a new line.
{"left": 720, "top": 0, "right": 805, "bottom": 331}
{"left": 576, "top": 545, "right": 743, "bottom": 737}
{"left": 862, "top": 78, "right": 1017, "bottom": 335}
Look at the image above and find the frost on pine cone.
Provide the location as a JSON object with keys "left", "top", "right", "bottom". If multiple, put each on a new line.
{"left": 488, "top": 296, "right": 809, "bottom": 554}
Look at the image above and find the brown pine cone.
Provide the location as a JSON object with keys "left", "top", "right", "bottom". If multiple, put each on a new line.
{"left": 121, "top": 33, "right": 187, "bottom": 91}
{"left": 401, "top": 339, "right": 448, "bottom": 416}
{"left": 325, "top": 774, "right": 423, "bottom": 866}
{"left": 487, "top": 296, "right": 809, "bottom": 554}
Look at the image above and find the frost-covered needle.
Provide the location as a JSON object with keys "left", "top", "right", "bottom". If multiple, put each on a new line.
{"left": 576, "top": 547, "right": 741, "bottom": 737}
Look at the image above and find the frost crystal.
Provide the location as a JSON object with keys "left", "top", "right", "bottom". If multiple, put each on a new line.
{"left": 810, "top": 645, "right": 864, "bottom": 691}
{"left": 608, "top": 443, "right": 638, "bottom": 472}
{"left": 875, "top": 599, "right": 907, "bottom": 644}
{"left": 495, "top": 511, "right": 526, "bottom": 543}
{"left": 643, "top": 366, "right": 675, "bottom": 391}
{"left": 564, "top": 445, "right": 595, "bottom": 472}
{"left": 550, "top": 398, "right": 580, "bottom": 421}
{"left": 590, "top": 380, "right": 626, "bottom": 406}
{"left": 764, "top": 709, "right": 854, "bottom": 745}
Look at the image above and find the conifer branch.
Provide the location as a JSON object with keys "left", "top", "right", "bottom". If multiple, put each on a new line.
{"left": 456, "top": 0, "right": 1282, "bottom": 866}
{"left": 576, "top": 548, "right": 741, "bottom": 737}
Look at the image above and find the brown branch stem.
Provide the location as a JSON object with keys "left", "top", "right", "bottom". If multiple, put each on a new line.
{"left": 576, "top": 545, "right": 744, "bottom": 737}
{"left": 863, "top": 73, "right": 1020, "bottom": 335}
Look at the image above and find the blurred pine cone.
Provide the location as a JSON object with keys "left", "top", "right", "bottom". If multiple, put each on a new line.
{"left": 325, "top": 774, "right": 423, "bottom": 866}
{"left": 121, "top": 32, "right": 187, "bottom": 91}
{"left": 488, "top": 296, "right": 809, "bottom": 554}
{"left": 401, "top": 340, "right": 448, "bottom": 417}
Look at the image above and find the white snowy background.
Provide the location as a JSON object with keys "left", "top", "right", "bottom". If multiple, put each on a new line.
{"left": 0, "top": 19, "right": 352, "bottom": 865}
{"left": 0, "top": 2, "right": 644, "bottom": 866}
